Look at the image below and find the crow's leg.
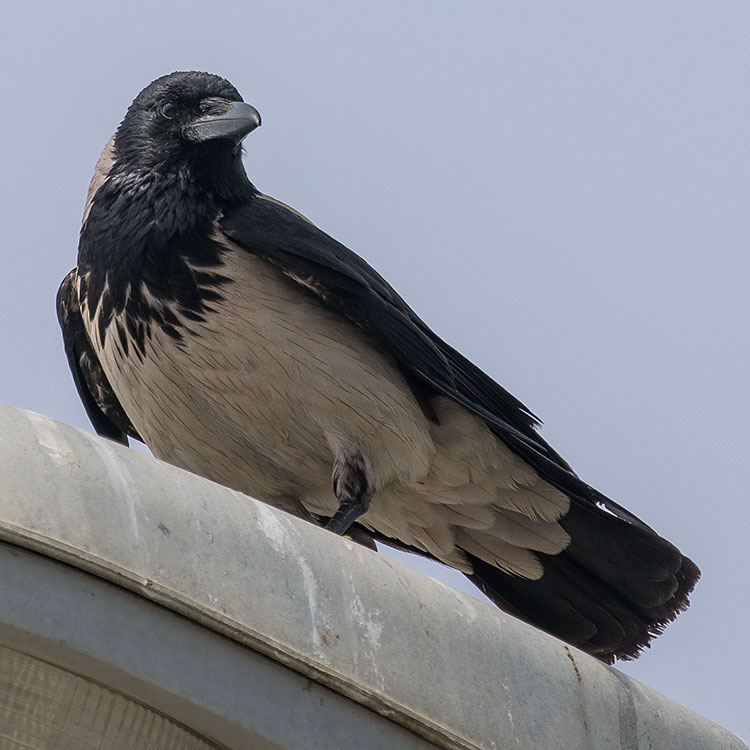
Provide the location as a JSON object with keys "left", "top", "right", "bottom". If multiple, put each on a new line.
{"left": 325, "top": 447, "right": 373, "bottom": 535}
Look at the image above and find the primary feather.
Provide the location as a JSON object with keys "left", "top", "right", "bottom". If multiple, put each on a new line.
{"left": 58, "top": 71, "right": 699, "bottom": 662}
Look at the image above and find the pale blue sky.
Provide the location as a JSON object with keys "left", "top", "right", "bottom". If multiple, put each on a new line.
{"left": 1, "top": 1, "right": 748, "bottom": 741}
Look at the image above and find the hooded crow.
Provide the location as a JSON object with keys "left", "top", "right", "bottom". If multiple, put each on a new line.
{"left": 58, "top": 71, "right": 699, "bottom": 662}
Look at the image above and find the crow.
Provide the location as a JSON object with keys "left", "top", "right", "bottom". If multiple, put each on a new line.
{"left": 57, "top": 71, "right": 699, "bottom": 662}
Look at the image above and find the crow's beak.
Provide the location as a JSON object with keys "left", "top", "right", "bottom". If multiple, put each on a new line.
{"left": 187, "top": 102, "right": 262, "bottom": 143}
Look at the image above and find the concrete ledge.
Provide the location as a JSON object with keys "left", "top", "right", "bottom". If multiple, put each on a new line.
{"left": 0, "top": 543, "right": 432, "bottom": 749}
{"left": 0, "top": 403, "right": 744, "bottom": 749}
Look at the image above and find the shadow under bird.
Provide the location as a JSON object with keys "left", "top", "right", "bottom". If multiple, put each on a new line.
{"left": 57, "top": 71, "right": 699, "bottom": 663}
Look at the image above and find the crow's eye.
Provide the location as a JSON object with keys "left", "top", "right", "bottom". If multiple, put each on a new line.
{"left": 159, "top": 101, "right": 179, "bottom": 120}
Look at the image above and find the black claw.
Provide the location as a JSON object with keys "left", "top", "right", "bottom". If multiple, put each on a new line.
{"left": 325, "top": 500, "right": 369, "bottom": 535}
{"left": 328, "top": 446, "right": 373, "bottom": 535}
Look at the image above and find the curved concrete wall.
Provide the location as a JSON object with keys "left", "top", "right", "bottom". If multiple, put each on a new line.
{"left": 0, "top": 404, "right": 744, "bottom": 749}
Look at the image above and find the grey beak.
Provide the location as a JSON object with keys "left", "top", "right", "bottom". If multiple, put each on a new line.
{"left": 187, "top": 102, "right": 262, "bottom": 143}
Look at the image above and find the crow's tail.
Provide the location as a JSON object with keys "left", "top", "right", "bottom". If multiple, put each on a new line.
{"left": 466, "top": 503, "right": 700, "bottom": 662}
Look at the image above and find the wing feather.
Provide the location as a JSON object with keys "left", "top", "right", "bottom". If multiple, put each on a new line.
{"left": 222, "top": 195, "right": 649, "bottom": 530}
{"left": 56, "top": 269, "right": 141, "bottom": 445}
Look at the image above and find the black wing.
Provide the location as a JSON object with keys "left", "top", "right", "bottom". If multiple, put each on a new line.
{"left": 222, "top": 195, "right": 648, "bottom": 529}
{"left": 56, "top": 269, "right": 142, "bottom": 445}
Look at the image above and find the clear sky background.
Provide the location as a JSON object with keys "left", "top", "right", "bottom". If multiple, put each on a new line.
{"left": 1, "top": 1, "right": 747, "bottom": 741}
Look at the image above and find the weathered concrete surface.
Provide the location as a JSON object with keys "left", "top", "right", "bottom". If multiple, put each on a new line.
{"left": 0, "top": 403, "right": 744, "bottom": 749}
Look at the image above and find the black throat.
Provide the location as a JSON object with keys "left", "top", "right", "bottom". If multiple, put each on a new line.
{"left": 78, "top": 157, "right": 253, "bottom": 358}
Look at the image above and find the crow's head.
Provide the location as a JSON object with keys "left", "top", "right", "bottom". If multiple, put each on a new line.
{"left": 78, "top": 73, "right": 260, "bottom": 318}
{"left": 113, "top": 71, "right": 261, "bottom": 178}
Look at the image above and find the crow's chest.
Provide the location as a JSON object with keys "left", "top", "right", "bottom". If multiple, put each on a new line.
{"left": 83, "top": 243, "right": 434, "bottom": 500}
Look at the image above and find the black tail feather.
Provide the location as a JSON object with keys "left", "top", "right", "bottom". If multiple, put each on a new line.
{"left": 466, "top": 504, "right": 700, "bottom": 662}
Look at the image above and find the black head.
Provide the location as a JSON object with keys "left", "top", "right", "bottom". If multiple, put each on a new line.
{"left": 113, "top": 71, "right": 261, "bottom": 180}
